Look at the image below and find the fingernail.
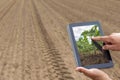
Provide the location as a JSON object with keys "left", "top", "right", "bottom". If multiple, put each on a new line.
{"left": 103, "top": 47, "right": 104, "bottom": 49}
{"left": 103, "top": 46, "right": 105, "bottom": 49}
{"left": 75, "top": 68, "right": 78, "bottom": 71}
{"left": 91, "top": 36, "right": 94, "bottom": 38}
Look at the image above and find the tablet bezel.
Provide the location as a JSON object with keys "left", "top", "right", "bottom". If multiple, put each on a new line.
{"left": 67, "top": 21, "right": 113, "bottom": 69}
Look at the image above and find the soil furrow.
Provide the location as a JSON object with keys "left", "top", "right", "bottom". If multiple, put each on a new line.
{"left": 0, "top": 0, "right": 16, "bottom": 22}
{"left": 31, "top": 0, "right": 75, "bottom": 80}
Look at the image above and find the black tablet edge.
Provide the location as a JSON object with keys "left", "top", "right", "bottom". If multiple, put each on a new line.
{"left": 67, "top": 21, "right": 113, "bottom": 68}
{"left": 84, "top": 61, "right": 113, "bottom": 69}
{"left": 67, "top": 25, "right": 81, "bottom": 67}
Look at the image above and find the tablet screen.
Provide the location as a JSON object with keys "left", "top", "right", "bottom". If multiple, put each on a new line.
{"left": 72, "top": 25, "right": 109, "bottom": 66}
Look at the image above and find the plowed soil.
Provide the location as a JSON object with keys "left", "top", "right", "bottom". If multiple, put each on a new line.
{"left": 0, "top": 0, "right": 120, "bottom": 80}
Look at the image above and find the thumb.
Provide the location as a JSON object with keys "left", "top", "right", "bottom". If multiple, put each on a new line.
{"left": 76, "top": 67, "right": 111, "bottom": 80}
{"left": 76, "top": 67, "right": 90, "bottom": 74}
{"left": 76, "top": 67, "right": 97, "bottom": 78}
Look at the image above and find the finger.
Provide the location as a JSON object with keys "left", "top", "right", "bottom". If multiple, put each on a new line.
{"left": 92, "top": 36, "right": 110, "bottom": 42}
{"left": 111, "top": 33, "right": 118, "bottom": 35}
{"left": 103, "top": 45, "right": 116, "bottom": 50}
{"left": 76, "top": 67, "right": 96, "bottom": 78}
{"left": 111, "top": 33, "right": 120, "bottom": 36}
{"left": 76, "top": 67, "right": 89, "bottom": 74}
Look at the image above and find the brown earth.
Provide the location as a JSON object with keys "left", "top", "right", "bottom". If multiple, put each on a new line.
{"left": 80, "top": 53, "right": 109, "bottom": 66}
{"left": 0, "top": 0, "right": 120, "bottom": 80}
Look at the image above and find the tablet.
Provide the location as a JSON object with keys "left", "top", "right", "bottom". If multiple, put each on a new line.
{"left": 67, "top": 21, "right": 113, "bottom": 69}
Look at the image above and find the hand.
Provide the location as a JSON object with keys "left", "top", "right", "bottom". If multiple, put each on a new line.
{"left": 76, "top": 67, "right": 112, "bottom": 80}
{"left": 92, "top": 33, "right": 120, "bottom": 51}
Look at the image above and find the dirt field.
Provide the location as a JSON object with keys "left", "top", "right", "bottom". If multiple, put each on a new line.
{"left": 0, "top": 0, "right": 120, "bottom": 80}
